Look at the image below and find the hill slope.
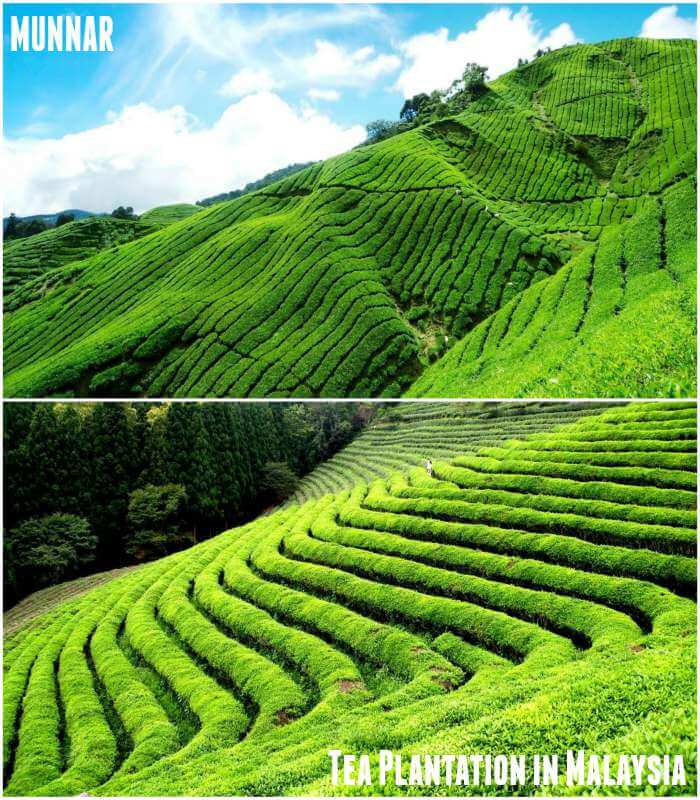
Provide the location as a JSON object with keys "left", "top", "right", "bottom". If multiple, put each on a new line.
{"left": 288, "top": 400, "right": 616, "bottom": 503}
{"left": 3, "top": 401, "right": 696, "bottom": 795}
{"left": 410, "top": 176, "right": 696, "bottom": 397}
{"left": 4, "top": 216, "right": 149, "bottom": 300}
{"left": 3, "top": 38, "right": 696, "bottom": 398}
{"left": 4, "top": 204, "right": 203, "bottom": 304}
{"left": 3, "top": 566, "right": 141, "bottom": 638}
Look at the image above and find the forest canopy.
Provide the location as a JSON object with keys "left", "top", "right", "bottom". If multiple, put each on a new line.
{"left": 3, "top": 401, "right": 373, "bottom": 605}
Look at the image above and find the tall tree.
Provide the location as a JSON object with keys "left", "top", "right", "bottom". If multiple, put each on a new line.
{"left": 88, "top": 403, "right": 139, "bottom": 564}
{"left": 4, "top": 212, "right": 19, "bottom": 239}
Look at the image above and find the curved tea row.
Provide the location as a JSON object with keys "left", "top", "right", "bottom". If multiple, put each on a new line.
{"left": 3, "top": 402, "right": 696, "bottom": 795}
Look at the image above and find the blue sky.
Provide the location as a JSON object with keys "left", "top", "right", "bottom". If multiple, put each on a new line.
{"left": 3, "top": 3, "right": 697, "bottom": 214}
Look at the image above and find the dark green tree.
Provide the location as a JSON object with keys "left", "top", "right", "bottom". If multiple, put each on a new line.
{"left": 139, "top": 404, "right": 169, "bottom": 486}
{"left": 366, "top": 119, "right": 402, "bottom": 143}
{"left": 9, "top": 513, "right": 96, "bottom": 588}
{"left": 260, "top": 461, "right": 299, "bottom": 504}
{"left": 22, "top": 218, "right": 48, "bottom": 236}
{"left": 126, "top": 483, "right": 188, "bottom": 559}
{"left": 4, "top": 212, "right": 19, "bottom": 239}
{"left": 111, "top": 206, "right": 138, "bottom": 220}
{"left": 55, "top": 212, "right": 75, "bottom": 227}
{"left": 88, "top": 403, "right": 140, "bottom": 564}
{"left": 400, "top": 93, "right": 430, "bottom": 122}
{"left": 3, "top": 401, "right": 372, "bottom": 605}
{"left": 462, "top": 63, "right": 488, "bottom": 94}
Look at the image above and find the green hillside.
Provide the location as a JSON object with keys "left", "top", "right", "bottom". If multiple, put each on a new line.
{"left": 4, "top": 38, "right": 696, "bottom": 398}
{"left": 4, "top": 204, "right": 203, "bottom": 306}
{"left": 289, "top": 400, "right": 616, "bottom": 503}
{"left": 3, "top": 401, "right": 696, "bottom": 795}
{"left": 4, "top": 216, "right": 149, "bottom": 301}
{"left": 409, "top": 175, "right": 696, "bottom": 397}
{"left": 3, "top": 566, "right": 141, "bottom": 638}
{"left": 138, "top": 203, "right": 202, "bottom": 228}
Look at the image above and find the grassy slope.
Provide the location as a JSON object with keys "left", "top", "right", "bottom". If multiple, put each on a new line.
{"left": 410, "top": 39, "right": 697, "bottom": 398}
{"left": 4, "top": 204, "right": 203, "bottom": 305}
{"left": 138, "top": 204, "right": 202, "bottom": 228}
{"left": 3, "top": 566, "right": 142, "bottom": 638}
{"left": 4, "top": 38, "right": 695, "bottom": 398}
{"left": 3, "top": 402, "right": 696, "bottom": 796}
{"left": 4, "top": 217, "right": 150, "bottom": 301}
{"left": 288, "top": 400, "right": 617, "bottom": 504}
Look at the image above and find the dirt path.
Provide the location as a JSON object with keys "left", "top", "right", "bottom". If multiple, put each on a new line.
{"left": 4, "top": 565, "right": 141, "bottom": 638}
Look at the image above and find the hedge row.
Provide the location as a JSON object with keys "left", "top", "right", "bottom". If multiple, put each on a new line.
{"left": 313, "top": 497, "right": 693, "bottom": 638}
{"left": 339, "top": 487, "right": 695, "bottom": 593}
{"left": 363, "top": 479, "right": 696, "bottom": 555}
{"left": 390, "top": 469, "right": 696, "bottom": 529}
{"left": 451, "top": 453, "right": 696, "bottom": 491}
{"left": 436, "top": 460, "right": 696, "bottom": 508}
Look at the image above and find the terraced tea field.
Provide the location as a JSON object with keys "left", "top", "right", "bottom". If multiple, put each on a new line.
{"left": 289, "top": 401, "right": 616, "bottom": 504}
{"left": 4, "top": 38, "right": 696, "bottom": 398}
{"left": 3, "top": 566, "right": 142, "bottom": 638}
{"left": 4, "top": 204, "right": 203, "bottom": 306}
{"left": 4, "top": 401, "right": 696, "bottom": 796}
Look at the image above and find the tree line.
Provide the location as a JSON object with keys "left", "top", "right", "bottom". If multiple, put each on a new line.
{"left": 4, "top": 402, "right": 373, "bottom": 605}
{"left": 4, "top": 207, "right": 138, "bottom": 241}
{"left": 4, "top": 211, "right": 76, "bottom": 240}
{"left": 365, "top": 49, "right": 555, "bottom": 146}
{"left": 196, "top": 162, "right": 316, "bottom": 207}
{"left": 365, "top": 63, "right": 490, "bottom": 145}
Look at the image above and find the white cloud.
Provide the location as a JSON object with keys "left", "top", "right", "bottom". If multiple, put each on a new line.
{"left": 307, "top": 88, "right": 342, "bottom": 102}
{"left": 296, "top": 40, "right": 401, "bottom": 86}
{"left": 160, "top": 4, "right": 387, "bottom": 62}
{"left": 640, "top": 6, "right": 696, "bottom": 39}
{"left": 219, "top": 67, "right": 281, "bottom": 97}
{"left": 4, "top": 94, "right": 366, "bottom": 214}
{"left": 395, "top": 7, "right": 579, "bottom": 98}
{"left": 216, "top": 40, "right": 400, "bottom": 99}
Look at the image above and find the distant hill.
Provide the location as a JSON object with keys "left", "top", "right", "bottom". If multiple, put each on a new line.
{"left": 3, "top": 209, "right": 102, "bottom": 232}
{"left": 4, "top": 204, "right": 204, "bottom": 304}
{"left": 3, "top": 38, "right": 696, "bottom": 398}
{"left": 196, "top": 162, "right": 317, "bottom": 207}
{"left": 139, "top": 203, "right": 202, "bottom": 227}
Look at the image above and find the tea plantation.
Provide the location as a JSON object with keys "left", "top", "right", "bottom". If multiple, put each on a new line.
{"left": 4, "top": 401, "right": 696, "bottom": 795}
{"left": 288, "top": 401, "right": 616, "bottom": 504}
{"left": 4, "top": 204, "right": 202, "bottom": 307}
{"left": 3, "top": 38, "right": 696, "bottom": 398}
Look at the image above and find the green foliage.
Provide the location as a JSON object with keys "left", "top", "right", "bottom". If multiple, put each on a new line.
{"left": 365, "top": 119, "right": 408, "bottom": 143}
{"left": 399, "top": 93, "right": 429, "bottom": 123}
{"left": 2, "top": 402, "right": 696, "bottom": 796}
{"left": 6, "top": 39, "right": 694, "bottom": 399}
{"left": 3, "top": 402, "right": 370, "bottom": 604}
{"left": 387, "top": 63, "right": 488, "bottom": 136}
{"left": 8, "top": 514, "right": 96, "bottom": 588}
{"left": 127, "top": 483, "right": 188, "bottom": 560}
{"left": 260, "top": 462, "right": 299, "bottom": 504}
